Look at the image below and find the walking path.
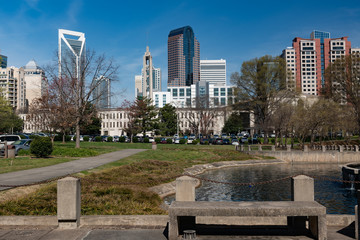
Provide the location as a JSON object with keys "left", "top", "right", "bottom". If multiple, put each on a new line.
{"left": 0, "top": 149, "right": 147, "bottom": 191}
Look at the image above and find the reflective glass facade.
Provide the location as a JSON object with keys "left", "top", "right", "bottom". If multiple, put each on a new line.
{"left": 310, "top": 31, "right": 330, "bottom": 87}
{"left": 0, "top": 55, "right": 7, "bottom": 68}
{"left": 168, "top": 26, "right": 200, "bottom": 87}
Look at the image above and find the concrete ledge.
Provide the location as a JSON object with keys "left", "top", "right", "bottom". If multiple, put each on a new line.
{"left": 0, "top": 216, "right": 58, "bottom": 226}
{"left": 80, "top": 215, "right": 169, "bottom": 227}
{"left": 0, "top": 214, "right": 354, "bottom": 227}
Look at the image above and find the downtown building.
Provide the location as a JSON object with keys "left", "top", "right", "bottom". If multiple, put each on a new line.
{"left": 168, "top": 26, "right": 200, "bottom": 87}
{"left": 92, "top": 76, "right": 111, "bottom": 109}
{"left": 135, "top": 46, "right": 162, "bottom": 99}
{"left": 282, "top": 30, "right": 353, "bottom": 95}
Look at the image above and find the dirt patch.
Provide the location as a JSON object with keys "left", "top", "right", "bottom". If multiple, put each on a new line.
{"left": 0, "top": 184, "right": 44, "bottom": 203}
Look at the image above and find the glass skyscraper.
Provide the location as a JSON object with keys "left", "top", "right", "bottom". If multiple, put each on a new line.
{"left": 168, "top": 26, "right": 200, "bottom": 87}
{"left": 0, "top": 55, "right": 7, "bottom": 68}
{"left": 310, "top": 30, "right": 330, "bottom": 87}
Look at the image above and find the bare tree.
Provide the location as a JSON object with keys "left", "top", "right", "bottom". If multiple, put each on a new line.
{"left": 43, "top": 50, "right": 119, "bottom": 148}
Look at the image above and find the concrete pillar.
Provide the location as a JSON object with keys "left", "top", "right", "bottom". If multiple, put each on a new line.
{"left": 248, "top": 145, "right": 251, "bottom": 151}
{"left": 322, "top": 145, "right": 326, "bottom": 153}
{"left": 291, "top": 175, "right": 314, "bottom": 201}
{"left": 339, "top": 145, "right": 344, "bottom": 153}
{"left": 176, "top": 176, "right": 197, "bottom": 201}
{"left": 303, "top": 145, "right": 308, "bottom": 152}
{"left": 235, "top": 145, "right": 239, "bottom": 151}
{"left": 57, "top": 177, "right": 81, "bottom": 229}
{"left": 287, "top": 145, "right": 291, "bottom": 152}
{"left": 271, "top": 145, "right": 276, "bottom": 152}
{"left": 258, "top": 145, "right": 262, "bottom": 151}
{"left": 240, "top": 145, "right": 244, "bottom": 152}
{"left": 4, "top": 141, "right": 8, "bottom": 158}
{"left": 290, "top": 175, "right": 314, "bottom": 231}
{"left": 152, "top": 142, "right": 157, "bottom": 150}
{"left": 356, "top": 145, "right": 359, "bottom": 152}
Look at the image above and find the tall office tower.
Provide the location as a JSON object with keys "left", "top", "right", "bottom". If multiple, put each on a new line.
{"left": 283, "top": 32, "right": 351, "bottom": 95}
{"left": 0, "top": 55, "right": 7, "bottom": 68}
{"left": 281, "top": 48, "right": 296, "bottom": 91}
{"left": 168, "top": 26, "right": 200, "bottom": 87}
{"left": 200, "top": 59, "right": 226, "bottom": 85}
{"left": 58, "top": 29, "right": 86, "bottom": 80}
{"left": 135, "top": 75, "right": 142, "bottom": 98}
{"left": 153, "top": 67, "right": 161, "bottom": 92}
{"left": 0, "top": 67, "right": 19, "bottom": 108}
{"left": 310, "top": 30, "right": 330, "bottom": 87}
{"left": 142, "top": 46, "right": 153, "bottom": 98}
{"left": 93, "top": 76, "right": 111, "bottom": 109}
{"left": 20, "top": 60, "right": 47, "bottom": 110}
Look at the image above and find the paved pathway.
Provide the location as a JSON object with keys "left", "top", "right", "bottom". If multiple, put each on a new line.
{"left": 0, "top": 226, "right": 354, "bottom": 240}
{"left": 0, "top": 149, "right": 147, "bottom": 191}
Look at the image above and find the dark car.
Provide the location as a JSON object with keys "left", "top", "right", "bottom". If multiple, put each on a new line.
{"left": 215, "top": 138, "right": 223, "bottom": 145}
{"left": 200, "top": 138, "right": 209, "bottom": 145}
{"left": 222, "top": 138, "right": 230, "bottom": 145}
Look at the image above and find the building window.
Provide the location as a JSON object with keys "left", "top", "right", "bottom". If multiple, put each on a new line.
{"left": 221, "top": 98, "right": 226, "bottom": 105}
{"left": 186, "top": 88, "right": 191, "bottom": 96}
{"left": 179, "top": 88, "right": 184, "bottom": 97}
{"left": 220, "top": 88, "right": 226, "bottom": 96}
{"left": 214, "top": 88, "right": 219, "bottom": 96}
{"left": 173, "top": 89, "right": 178, "bottom": 97}
{"left": 227, "top": 88, "right": 233, "bottom": 96}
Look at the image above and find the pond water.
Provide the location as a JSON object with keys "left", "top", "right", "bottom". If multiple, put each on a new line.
{"left": 165, "top": 163, "right": 357, "bottom": 214}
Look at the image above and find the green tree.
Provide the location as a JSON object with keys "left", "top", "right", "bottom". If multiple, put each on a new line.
{"left": 80, "top": 103, "right": 101, "bottom": 135}
{"left": 158, "top": 104, "right": 177, "bottom": 136}
{"left": 231, "top": 55, "right": 292, "bottom": 143}
{"left": 131, "top": 97, "right": 158, "bottom": 137}
{"left": 0, "top": 94, "right": 23, "bottom": 133}
{"left": 222, "top": 112, "right": 242, "bottom": 135}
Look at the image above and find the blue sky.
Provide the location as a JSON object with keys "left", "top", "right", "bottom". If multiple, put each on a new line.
{"left": 1, "top": 0, "right": 360, "bottom": 106}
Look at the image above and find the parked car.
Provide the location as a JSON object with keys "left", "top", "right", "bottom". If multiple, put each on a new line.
{"left": 148, "top": 137, "right": 155, "bottom": 143}
{"left": 240, "top": 137, "right": 248, "bottom": 143}
{"left": 215, "top": 138, "right": 223, "bottom": 145}
{"left": 222, "top": 138, "right": 230, "bottom": 145}
{"left": 160, "top": 138, "right": 167, "bottom": 144}
{"left": 113, "top": 136, "right": 120, "bottom": 142}
{"left": 200, "top": 138, "right": 209, "bottom": 145}
{"left": 0, "top": 135, "right": 21, "bottom": 149}
{"left": 12, "top": 139, "right": 32, "bottom": 155}
{"left": 174, "top": 137, "right": 180, "bottom": 144}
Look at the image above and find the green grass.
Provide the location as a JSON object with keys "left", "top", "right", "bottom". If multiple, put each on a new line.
{"left": 0, "top": 144, "right": 269, "bottom": 216}
{"left": 0, "top": 142, "right": 152, "bottom": 174}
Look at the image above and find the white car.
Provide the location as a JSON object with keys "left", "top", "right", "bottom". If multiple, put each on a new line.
{"left": 0, "top": 135, "right": 21, "bottom": 149}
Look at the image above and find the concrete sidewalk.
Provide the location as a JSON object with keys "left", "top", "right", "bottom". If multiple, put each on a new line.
{"left": 0, "top": 225, "right": 355, "bottom": 240}
{"left": 0, "top": 149, "right": 147, "bottom": 191}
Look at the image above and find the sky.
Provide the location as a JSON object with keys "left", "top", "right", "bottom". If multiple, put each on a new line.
{"left": 1, "top": 0, "right": 360, "bottom": 106}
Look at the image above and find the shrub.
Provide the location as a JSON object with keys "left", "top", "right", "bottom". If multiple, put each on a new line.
{"left": 119, "top": 136, "right": 126, "bottom": 142}
{"left": 144, "top": 137, "right": 149, "bottom": 143}
{"left": 73, "top": 136, "right": 76, "bottom": 142}
{"left": 30, "top": 137, "right": 53, "bottom": 158}
{"left": 132, "top": 137, "right": 138, "bottom": 143}
{"left": 270, "top": 138, "right": 275, "bottom": 144}
{"left": 155, "top": 137, "right": 161, "bottom": 144}
{"left": 192, "top": 140, "right": 198, "bottom": 145}
{"left": 83, "top": 136, "right": 90, "bottom": 142}
{"left": 179, "top": 139, "right": 187, "bottom": 144}
{"left": 65, "top": 135, "right": 72, "bottom": 142}
{"left": 166, "top": 138, "right": 173, "bottom": 144}
{"left": 54, "top": 135, "right": 62, "bottom": 141}
{"left": 204, "top": 141, "right": 209, "bottom": 145}
{"left": 95, "top": 136, "right": 102, "bottom": 142}
{"left": 107, "top": 136, "right": 113, "bottom": 142}
{"left": 29, "top": 135, "right": 40, "bottom": 139}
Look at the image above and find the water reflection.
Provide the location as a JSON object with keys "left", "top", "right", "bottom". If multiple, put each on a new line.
{"left": 166, "top": 163, "right": 357, "bottom": 214}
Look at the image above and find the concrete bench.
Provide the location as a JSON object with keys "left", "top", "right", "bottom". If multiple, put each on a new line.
{"left": 169, "top": 201, "right": 327, "bottom": 240}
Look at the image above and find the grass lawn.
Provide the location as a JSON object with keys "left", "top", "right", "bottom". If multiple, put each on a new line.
{"left": 0, "top": 143, "right": 272, "bottom": 216}
{"left": 0, "top": 141, "right": 151, "bottom": 174}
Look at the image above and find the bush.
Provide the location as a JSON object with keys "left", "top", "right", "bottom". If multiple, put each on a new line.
{"left": 107, "top": 136, "right": 113, "bottom": 142}
{"left": 30, "top": 137, "right": 53, "bottom": 158}
{"left": 179, "top": 139, "right": 187, "bottom": 144}
{"left": 166, "top": 138, "right": 173, "bottom": 144}
{"left": 54, "top": 135, "right": 62, "bottom": 141}
{"left": 119, "top": 136, "right": 126, "bottom": 142}
{"left": 143, "top": 137, "right": 149, "bottom": 143}
{"left": 83, "top": 136, "right": 90, "bottom": 142}
{"left": 192, "top": 140, "right": 198, "bottom": 145}
{"left": 155, "top": 137, "right": 161, "bottom": 144}
{"left": 65, "top": 135, "right": 72, "bottom": 142}
{"left": 270, "top": 138, "right": 275, "bottom": 144}
{"left": 73, "top": 136, "right": 76, "bottom": 142}
{"left": 95, "top": 136, "right": 102, "bottom": 142}
{"left": 132, "top": 137, "right": 138, "bottom": 143}
{"left": 204, "top": 141, "right": 209, "bottom": 145}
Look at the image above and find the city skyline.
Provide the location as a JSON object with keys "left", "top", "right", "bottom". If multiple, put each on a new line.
{"left": 1, "top": 0, "right": 360, "bottom": 106}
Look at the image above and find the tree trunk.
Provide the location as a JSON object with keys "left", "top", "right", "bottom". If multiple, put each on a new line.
{"left": 75, "top": 117, "right": 80, "bottom": 148}
{"left": 62, "top": 132, "right": 66, "bottom": 144}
